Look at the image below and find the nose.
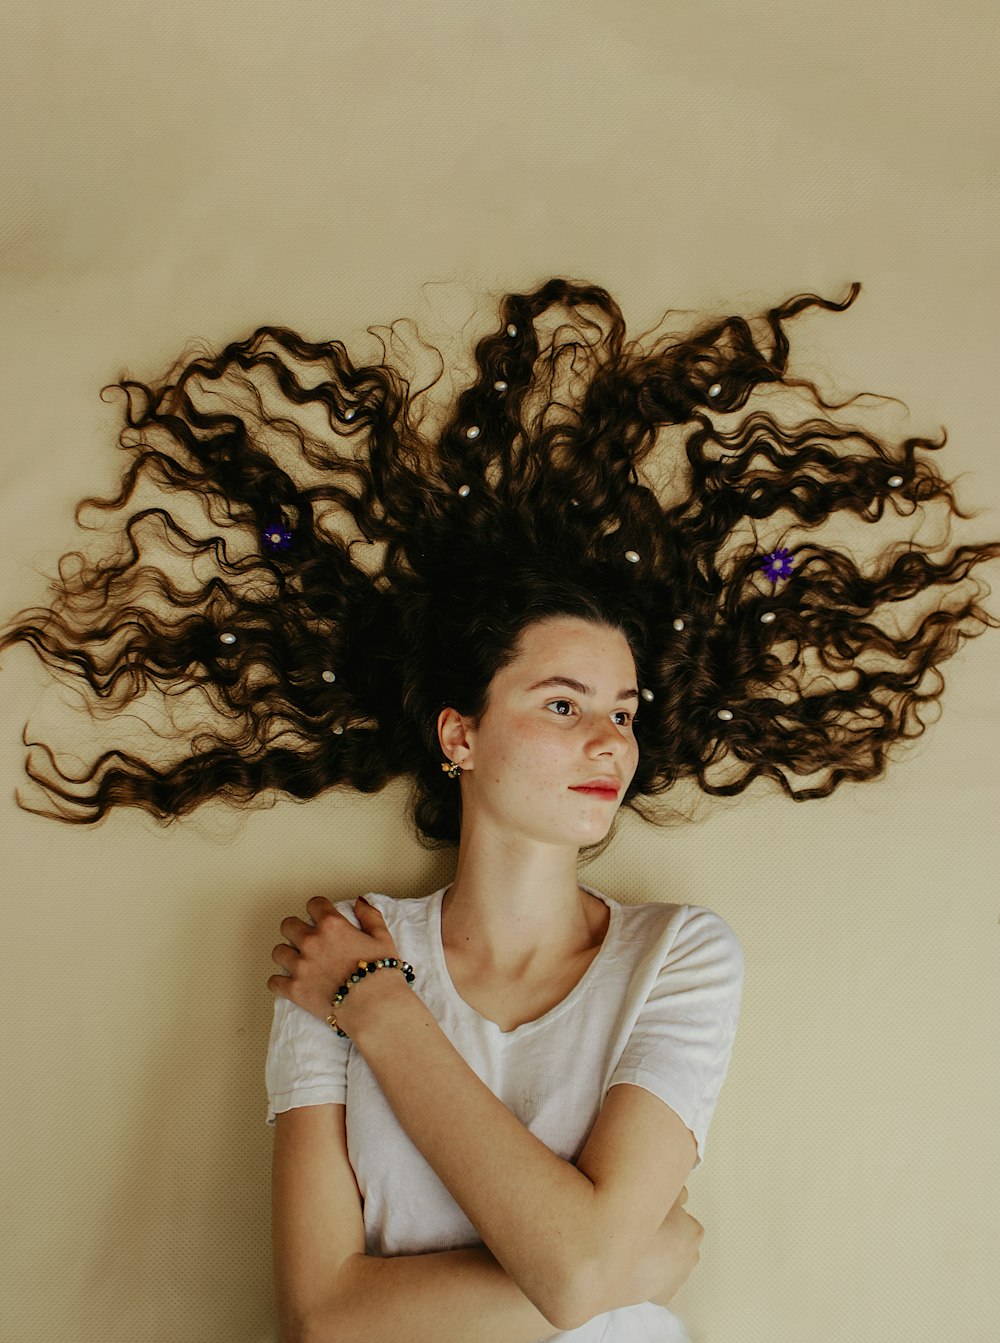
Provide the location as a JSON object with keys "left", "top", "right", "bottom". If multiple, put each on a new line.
{"left": 585, "top": 713, "right": 630, "bottom": 755}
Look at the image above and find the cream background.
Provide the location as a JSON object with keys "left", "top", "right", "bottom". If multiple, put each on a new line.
{"left": 1, "top": 3, "right": 997, "bottom": 1340}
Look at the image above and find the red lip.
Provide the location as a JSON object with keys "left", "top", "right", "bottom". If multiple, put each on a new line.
{"left": 570, "top": 783, "right": 620, "bottom": 798}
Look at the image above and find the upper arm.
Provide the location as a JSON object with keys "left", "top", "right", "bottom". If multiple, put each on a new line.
{"left": 271, "top": 1103, "right": 366, "bottom": 1341}
{"left": 573, "top": 1082, "right": 698, "bottom": 1314}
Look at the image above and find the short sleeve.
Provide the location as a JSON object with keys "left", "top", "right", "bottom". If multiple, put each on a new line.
{"left": 264, "top": 895, "right": 365, "bottom": 1125}
{"left": 608, "top": 906, "right": 745, "bottom": 1170}
{"left": 264, "top": 991, "right": 352, "bottom": 1124}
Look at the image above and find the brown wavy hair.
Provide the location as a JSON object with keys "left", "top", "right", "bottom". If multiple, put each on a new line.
{"left": 2, "top": 277, "right": 998, "bottom": 858}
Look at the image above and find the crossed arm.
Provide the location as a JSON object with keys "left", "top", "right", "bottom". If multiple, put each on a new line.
{"left": 273, "top": 1104, "right": 565, "bottom": 1343}
{"left": 272, "top": 970, "right": 698, "bottom": 1340}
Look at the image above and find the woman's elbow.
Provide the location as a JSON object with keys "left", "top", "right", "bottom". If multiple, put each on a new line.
{"left": 278, "top": 1298, "right": 337, "bottom": 1343}
{"left": 277, "top": 1314, "right": 309, "bottom": 1343}
{"left": 553, "top": 1252, "right": 630, "bottom": 1332}
{"left": 295, "top": 1312, "right": 350, "bottom": 1343}
{"left": 540, "top": 1258, "right": 606, "bottom": 1333}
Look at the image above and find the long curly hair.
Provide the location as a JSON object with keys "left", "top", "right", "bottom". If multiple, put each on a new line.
{"left": 2, "top": 277, "right": 998, "bottom": 858}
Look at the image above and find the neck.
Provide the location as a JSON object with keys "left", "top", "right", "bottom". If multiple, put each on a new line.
{"left": 440, "top": 827, "right": 605, "bottom": 975}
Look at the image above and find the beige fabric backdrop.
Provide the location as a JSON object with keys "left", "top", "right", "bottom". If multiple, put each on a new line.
{"left": 1, "top": 3, "right": 997, "bottom": 1340}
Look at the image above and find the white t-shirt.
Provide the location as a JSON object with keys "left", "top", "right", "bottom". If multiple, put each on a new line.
{"left": 265, "top": 883, "right": 745, "bottom": 1342}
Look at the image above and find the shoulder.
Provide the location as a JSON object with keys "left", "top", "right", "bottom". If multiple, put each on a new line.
{"left": 618, "top": 899, "right": 744, "bottom": 984}
{"left": 675, "top": 903, "right": 743, "bottom": 957}
{"left": 331, "top": 888, "right": 439, "bottom": 929}
{"left": 335, "top": 891, "right": 440, "bottom": 945}
{"left": 612, "top": 893, "right": 735, "bottom": 938}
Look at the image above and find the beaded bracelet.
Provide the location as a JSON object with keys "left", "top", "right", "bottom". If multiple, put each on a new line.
{"left": 326, "top": 957, "right": 416, "bottom": 1038}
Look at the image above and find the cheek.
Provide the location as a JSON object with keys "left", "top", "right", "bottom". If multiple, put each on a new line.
{"left": 497, "top": 719, "right": 568, "bottom": 782}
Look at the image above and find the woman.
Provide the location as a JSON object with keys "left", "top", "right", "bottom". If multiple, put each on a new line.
{"left": 265, "top": 600, "right": 738, "bottom": 1341}
{"left": 1, "top": 277, "right": 997, "bottom": 1338}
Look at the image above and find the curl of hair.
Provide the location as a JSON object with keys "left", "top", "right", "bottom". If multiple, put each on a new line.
{"left": 2, "top": 277, "right": 999, "bottom": 857}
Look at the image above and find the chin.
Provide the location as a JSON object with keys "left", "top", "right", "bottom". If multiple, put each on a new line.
{"left": 570, "top": 816, "right": 616, "bottom": 842}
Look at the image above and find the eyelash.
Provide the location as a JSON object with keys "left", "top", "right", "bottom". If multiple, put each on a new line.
{"left": 545, "top": 698, "right": 638, "bottom": 727}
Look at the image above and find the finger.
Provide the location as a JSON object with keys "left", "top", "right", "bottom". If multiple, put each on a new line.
{"left": 271, "top": 942, "right": 298, "bottom": 968}
{"left": 266, "top": 972, "right": 291, "bottom": 996}
{"left": 279, "top": 915, "right": 311, "bottom": 944}
{"left": 305, "top": 895, "right": 335, "bottom": 917}
{"left": 355, "top": 895, "right": 384, "bottom": 920}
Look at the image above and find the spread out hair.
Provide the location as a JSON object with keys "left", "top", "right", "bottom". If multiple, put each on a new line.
{"left": 2, "top": 276, "right": 998, "bottom": 856}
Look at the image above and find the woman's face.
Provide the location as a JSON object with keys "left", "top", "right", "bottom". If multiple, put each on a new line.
{"left": 445, "top": 615, "right": 641, "bottom": 849}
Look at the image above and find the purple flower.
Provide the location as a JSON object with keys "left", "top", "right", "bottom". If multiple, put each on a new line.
{"left": 262, "top": 522, "right": 293, "bottom": 554}
{"left": 760, "top": 547, "right": 794, "bottom": 582}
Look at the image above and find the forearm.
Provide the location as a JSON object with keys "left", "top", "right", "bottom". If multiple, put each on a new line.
{"left": 305, "top": 1246, "right": 561, "bottom": 1343}
{"left": 349, "top": 975, "right": 599, "bottom": 1325}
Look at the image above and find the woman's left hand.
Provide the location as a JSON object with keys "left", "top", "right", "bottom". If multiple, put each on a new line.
{"left": 267, "top": 895, "right": 402, "bottom": 1023}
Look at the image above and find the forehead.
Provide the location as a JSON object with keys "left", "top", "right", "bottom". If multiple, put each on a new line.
{"left": 507, "top": 616, "right": 635, "bottom": 674}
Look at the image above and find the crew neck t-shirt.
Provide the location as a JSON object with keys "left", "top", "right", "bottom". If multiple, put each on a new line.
{"left": 265, "top": 883, "right": 745, "bottom": 1342}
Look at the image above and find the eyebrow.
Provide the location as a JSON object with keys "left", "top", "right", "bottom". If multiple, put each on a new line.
{"left": 526, "top": 676, "right": 639, "bottom": 701}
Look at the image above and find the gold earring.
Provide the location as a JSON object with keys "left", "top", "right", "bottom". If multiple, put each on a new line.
{"left": 441, "top": 759, "right": 462, "bottom": 779}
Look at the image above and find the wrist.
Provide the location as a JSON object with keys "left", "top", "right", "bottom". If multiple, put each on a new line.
{"left": 329, "top": 959, "right": 414, "bottom": 1042}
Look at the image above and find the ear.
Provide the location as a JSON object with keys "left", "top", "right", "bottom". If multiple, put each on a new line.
{"left": 437, "top": 705, "right": 474, "bottom": 763}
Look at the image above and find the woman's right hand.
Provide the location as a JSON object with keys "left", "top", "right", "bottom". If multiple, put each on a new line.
{"left": 624, "top": 1185, "right": 704, "bottom": 1309}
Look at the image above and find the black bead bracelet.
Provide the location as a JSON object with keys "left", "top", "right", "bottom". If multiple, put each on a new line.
{"left": 326, "top": 957, "right": 416, "bottom": 1037}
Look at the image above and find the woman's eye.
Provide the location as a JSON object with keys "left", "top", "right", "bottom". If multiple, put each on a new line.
{"left": 547, "top": 699, "right": 575, "bottom": 716}
{"left": 545, "top": 701, "right": 636, "bottom": 726}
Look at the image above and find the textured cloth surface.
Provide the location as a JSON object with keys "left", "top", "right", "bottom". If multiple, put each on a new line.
{"left": 266, "top": 883, "right": 744, "bottom": 1340}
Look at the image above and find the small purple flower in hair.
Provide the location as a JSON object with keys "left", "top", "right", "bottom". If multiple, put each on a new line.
{"left": 760, "top": 547, "right": 794, "bottom": 582}
{"left": 262, "top": 522, "right": 293, "bottom": 554}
